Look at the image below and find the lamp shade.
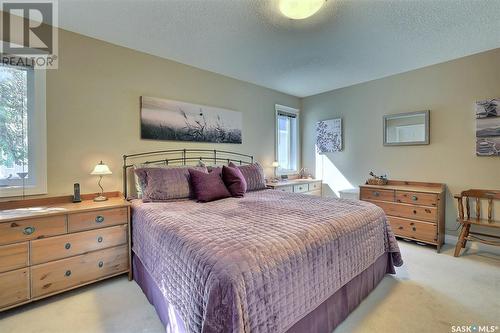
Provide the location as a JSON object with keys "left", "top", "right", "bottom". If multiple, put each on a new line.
{"left": 90, "top": 161, "right": 112, "bottom": 175}
{"left": 279, "top": 0, "right": 325, "bottom": 20}
{"left": 271, "top": 161, "right": 280, "bottom": 168}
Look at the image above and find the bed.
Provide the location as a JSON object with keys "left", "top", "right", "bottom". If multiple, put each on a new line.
{"left": 124, "top": 149, "right": 403, "bottom": 333}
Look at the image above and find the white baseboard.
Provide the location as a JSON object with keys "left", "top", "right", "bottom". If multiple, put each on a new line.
{"left": 445, "top": 234, "right": 500, "bottom": 254}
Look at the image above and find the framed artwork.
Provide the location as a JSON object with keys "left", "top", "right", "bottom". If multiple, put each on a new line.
{"left": 140, "top": 96, "right": 242, "bottom": 144}
{"left": 476, "top": 99, "right": 500, "bottom": 156}
{"left": 316, "top": 118, "right": 342, "bottom": 153}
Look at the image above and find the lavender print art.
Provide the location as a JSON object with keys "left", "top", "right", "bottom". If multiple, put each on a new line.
{"left": 141, "top": 96, "right": 242, "bottom": 144}
{"left": 316, "top": 118, "right": 342, "bottom": 153}
{"left": 475, "top": 98, "right": 499, "bottom": 156}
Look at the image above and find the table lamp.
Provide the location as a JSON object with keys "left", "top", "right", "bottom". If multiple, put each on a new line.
{"left": 271, "top": 161, "right": 279, "bottom": 182}
{"left": 90, "top": 161, "right": 112, "bottom": 202}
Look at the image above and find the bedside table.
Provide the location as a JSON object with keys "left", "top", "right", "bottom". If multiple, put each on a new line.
{"left": 266, "top": 179, "right": 322, "bottom": 196}
{"left": 0, "top": 192, "right": 131, "bottom": 311}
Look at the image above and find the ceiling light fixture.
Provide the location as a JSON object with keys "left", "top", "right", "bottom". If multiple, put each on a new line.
{"left": 279, "top": 0, "right": 326, "bottom": 20}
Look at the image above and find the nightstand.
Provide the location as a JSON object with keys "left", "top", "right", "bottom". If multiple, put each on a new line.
{"left": 0, "top": 192, "right": 131, "bottom": 311}
{"left": 266, "top": 179, "right": 322, "bottom": 196}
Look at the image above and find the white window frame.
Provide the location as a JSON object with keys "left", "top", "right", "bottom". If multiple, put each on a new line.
{"left": 0, "top": 65, "right": 47, "bottom": 198}
{"left": 275, "top": 104, "right": 299, "bottom": 175}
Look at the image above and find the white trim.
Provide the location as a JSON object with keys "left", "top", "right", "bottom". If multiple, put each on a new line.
{"left": 275, "top": 104, "right": 300, "bottom": 175}
{"left": 0, "top": 68, "right": 47, "bottom": 197}
{"left": 445, "top": 234, "right": 500, "bottom": 255}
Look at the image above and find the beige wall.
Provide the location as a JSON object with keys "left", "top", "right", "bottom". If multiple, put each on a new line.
{"left": 42, "top": 29, "right": 299, "bottom": 196}
{"left": 301, "top": 48, "right": 500, "bottom": 234}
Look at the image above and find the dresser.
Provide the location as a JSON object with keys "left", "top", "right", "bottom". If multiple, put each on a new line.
{"left": 359, "top": 180, "right": 445, "bottom": 252}
{"left": 266, "top": 179, "right": 322, "bottom": 196}
{"left": 0, "top": 193, "right": 130, "bottom": 311}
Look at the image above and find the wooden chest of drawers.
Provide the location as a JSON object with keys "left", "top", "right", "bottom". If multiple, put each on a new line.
{"left": 359, "top": 180, "right": 445, "bottom": 252}
{"left": 0, "top": 194, "right": 130, "bottom": 311}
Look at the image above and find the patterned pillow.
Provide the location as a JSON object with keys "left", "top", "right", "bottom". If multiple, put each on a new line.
{"left": 135, "top": 166, "right": 207, "bottom": 202}
{"left": 229, "top": 162, "right": 266, "bottom": 191}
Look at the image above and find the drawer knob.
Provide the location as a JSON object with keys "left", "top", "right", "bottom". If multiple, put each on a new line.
{"left": 412, "top": 195, "right": 418, "bottom": 201}
{"left": 23, "top": 226, "right": 35, "bottom": 235}
{"left": 65, "top": 243, "right": 71, "bottom": 250}
{"left": 412, "top": 227, "right": 416, "bottom": 231}
{"left": 65, "top": 270, "right": 71, "bottom": 277}
{"left": 95, "top": 215, "right": 105, "bottom": 223}
{"left": 373, "top": 191, "right": 380, "bottom": 197}
{"left": 98, "top": 261, "right": 104, "bottom": 268}
{"left": 97, "top": 236, "right": 103, "bottom": 243}
{"left": 398, "top": 226, "right": 404, "bottom": 230}
{"left": 413, "top": 210, "right": 417, "bottom": 214}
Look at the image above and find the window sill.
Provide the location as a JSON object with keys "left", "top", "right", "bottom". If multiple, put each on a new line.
{"left": 0, "top": 185, "right": 47, "bottom": 198}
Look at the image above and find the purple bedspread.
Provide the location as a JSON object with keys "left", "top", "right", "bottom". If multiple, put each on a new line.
{"left": 131, "top": 190, "right": 402, "bottom": 333}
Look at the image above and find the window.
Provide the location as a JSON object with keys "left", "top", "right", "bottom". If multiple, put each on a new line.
{"left": 275, "top": 105, "right": 299, "bottom": 174}
{"left": 0, "top": 62, "right": 46, "bottom": 197}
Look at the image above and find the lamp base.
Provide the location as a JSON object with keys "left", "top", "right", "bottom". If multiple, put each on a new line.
{"left": 93, "top": 195, "right": 108, "bottom": 202}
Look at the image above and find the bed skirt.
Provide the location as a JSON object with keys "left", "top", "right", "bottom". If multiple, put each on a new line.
{"left": 133, "top": 251, "right": 395, "bottom": 333}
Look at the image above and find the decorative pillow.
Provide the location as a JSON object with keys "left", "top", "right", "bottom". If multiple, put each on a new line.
{"left": 222, "top": 165, "right": 247, "bottom": 197}
{"left": 189, "top": 167, "right": 231, "bottom": 202}
{"left": 229, "top": 162, "right": 266, "bottom": 191}
{"left": 135, "top": 166, "right": 207, "bottom": 202}
{"left": 133, "top": 163, "right": 171, "bottom": 199}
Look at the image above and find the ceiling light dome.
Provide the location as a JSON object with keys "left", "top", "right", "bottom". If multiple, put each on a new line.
{"left": 279, "top": 0, "right": 326, "bottom": 20}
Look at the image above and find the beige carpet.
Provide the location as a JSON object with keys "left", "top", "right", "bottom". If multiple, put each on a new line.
{"left": 1, "top": 241, "right": 499, "bottom": 333}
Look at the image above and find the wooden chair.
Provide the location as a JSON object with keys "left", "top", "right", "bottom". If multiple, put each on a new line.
{"left": 454, "top": 189, "right": 500, "bottom": 257}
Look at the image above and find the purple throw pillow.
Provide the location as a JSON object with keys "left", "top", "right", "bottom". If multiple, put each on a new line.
{"left": 222, "top": 165, "right": 247, "bottom": 197}
{"left": 229, "top": 162, "right": 266, "bottom": 191}
{"left": 135, "top": 166, "right": 207, "bottom": 202}
{"left": 189, "top": 167, "right": 231, "bottom": 202}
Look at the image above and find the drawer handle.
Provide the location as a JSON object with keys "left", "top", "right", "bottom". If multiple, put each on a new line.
{"left": 23, "top": 226, "right": 35, "bottom": 235}
{"left": 412, "top": 227, "right": 416, "bottom": 231}
{"left": 411, "top": 195, "right": 418, "bottom": 201}
{"left": 398, "top": 226, "right": 404, "bottom": 230}
{"left": 95, "top": 215, "right": 105, "bottom": 223}
{"left": 98, "top": 261, "right": 104, "bottom": 268}
{"left": 65, "top": 243, "right": 71, "bottom": 250}
{"left": 65, "top": 270, "right": 71, "bottom": 277}
{"left": 97, "top": 236, "right": 103, "bottom": 243}
{"left": 373, "top": 191, "right": 380, "bottom": 197}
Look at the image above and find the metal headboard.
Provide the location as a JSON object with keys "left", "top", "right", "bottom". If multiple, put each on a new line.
{"left": 122, "top": 149, "right": 254, "bottom": 199}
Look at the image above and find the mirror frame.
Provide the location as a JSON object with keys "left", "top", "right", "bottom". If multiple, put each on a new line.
{"left": 383, "top": 110, "right": 430, "bottom": 146}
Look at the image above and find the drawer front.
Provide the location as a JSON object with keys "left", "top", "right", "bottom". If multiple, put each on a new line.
{"left": 360, "top": 188, "right": 394, "bottom": 202}
{"left": 308, "top": 182, "right": 322, "bottom": 192}
{"left": 31, "top": 244, "right": 128, "bottom": 298}
{"left": 0, "top": 242, "right": 29, "bottom": 273}
{"left": 395, "top": 191, "right": 438, "bottom": 207}
{"left": 388, "top": 217, "right": 437, "bottom": 243}
{"left": 68, "top": 208, "right": 128, "bottom": 233}
{"left": 31, "top": 225, "right": 128, "bottom": 265}
{"left": 304, "top": 190, "right": 322, "bottom": 197}
{"left": 276, "top": 185, "right": 293, "bottom": 193}
{"left": 0, "top": 216, "right": 66, "bottom": 246}
{"left": 369, "top": 201, "right": 437, "bottom": 222}
{"left": 293, "top": 184, "right": 309, "bottom": 193}
{"left": 0, "top": 268, "right": 29, "bottom": 309}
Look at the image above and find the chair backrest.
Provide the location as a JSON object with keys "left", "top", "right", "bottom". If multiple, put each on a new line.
{"left": 455, "top": 189, "right": 500, "bottom": 221}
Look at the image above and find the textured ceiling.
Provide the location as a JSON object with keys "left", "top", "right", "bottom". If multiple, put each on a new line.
{"left": 57, "top": 0, "right": 500, "bottom": 97}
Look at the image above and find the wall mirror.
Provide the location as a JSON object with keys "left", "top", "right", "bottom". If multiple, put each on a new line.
{"left": 383, "top": 110, "right": 430, "bottom": 146}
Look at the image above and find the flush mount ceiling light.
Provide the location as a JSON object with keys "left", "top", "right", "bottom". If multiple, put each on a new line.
{"left": 279, "top": 0, "right": 326, "bottom": 20}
